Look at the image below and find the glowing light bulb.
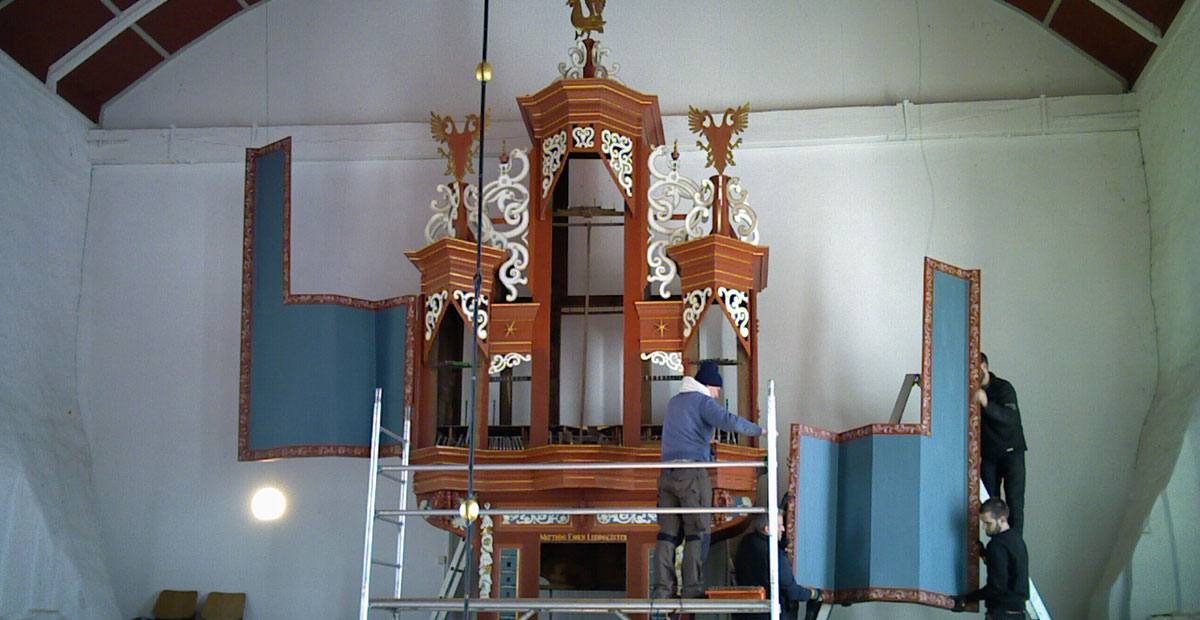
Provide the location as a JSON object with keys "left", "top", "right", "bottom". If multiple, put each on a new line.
{"left": 459, "top": 498, "right": 480, "bottom": 522}
{"left": 251, "top": 487, "right": 286, "bottom": 521}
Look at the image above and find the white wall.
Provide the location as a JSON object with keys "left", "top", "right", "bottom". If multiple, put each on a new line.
{"left": 0, "top": 56, "right": 120, "bottom": 619}
{"left": 80, "top": 95, "right": 1155, "bottom": 620}
{"left": 1091, "top": 0, "right": 1200, "bottom": 616}
{"left": 76, "top": 160, "right": 448, "bottom": 619}
{"left": 1119, "top": 411, "right": 1200, "bottom": 620}
{"left": 745, "top": 131, "right": 1154, "bottom": 620}
{"left": 98, "top": 0, "right": 1121, "bottom": 129}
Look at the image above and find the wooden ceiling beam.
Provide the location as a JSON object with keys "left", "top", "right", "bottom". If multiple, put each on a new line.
{"left": 46, "top": 0, "right": 172, "bottom": 91}
{"left": 1044, "top": 0, "right": 1065, "bottom": 23}
{"left": 1087, "top": 0, "right": 1163, "bottom": 44}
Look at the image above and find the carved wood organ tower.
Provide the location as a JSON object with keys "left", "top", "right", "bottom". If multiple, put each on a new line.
{"left": 403, "top": 17, "right": 771, "bottom": 602}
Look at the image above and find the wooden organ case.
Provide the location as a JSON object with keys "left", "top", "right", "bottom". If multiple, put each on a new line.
{"left": 404, "top": 23, "right": 771, "bottom": 609}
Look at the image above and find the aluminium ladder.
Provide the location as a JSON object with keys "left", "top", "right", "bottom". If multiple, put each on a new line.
{"left": 429, "top": 538, "right": 468, "bottom": 620}
{"left": 360, "top": 388, "right": 413, "bottom": 620}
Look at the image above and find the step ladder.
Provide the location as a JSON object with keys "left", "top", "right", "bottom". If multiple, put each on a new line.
{"left": 430, "top": 537, "right": 468, "bottom": 620}
{"left": 360, "top": 388, "right": 413, "bottom": 620}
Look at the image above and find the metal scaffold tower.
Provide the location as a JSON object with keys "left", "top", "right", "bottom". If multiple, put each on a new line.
{"left": 359, "top": 381, "right": 785, "bottom": 620}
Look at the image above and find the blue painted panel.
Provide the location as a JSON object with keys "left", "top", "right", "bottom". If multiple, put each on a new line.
{"left": 869, "top": 435, "right": 921, "bottom": 589}
{"left": 787, "top": 262, "right": 974, "bottom": 603}
{"left": 375, "top": 307, "right": 409, "bottom": 446}
{"left": 794, "top": 435, "right": 838, "bottom": 589}
{"left": 919, "top": 270, "right": 971, "bottom": 592}
{"left": 245, "top": 146, "right": 408, "bottom": 454}
{"left": 834, "top": 437, "right": 872, "bottom": 590}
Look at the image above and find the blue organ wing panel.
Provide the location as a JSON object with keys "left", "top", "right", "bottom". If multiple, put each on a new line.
{"left": 833, "top": 437, "right": 872, "bottom": 590}
{"left": 868, "top": 434, "right": 922, "bottom": 589}
{"left": 375, "top": 305, "right": 411, "bottom": 446}
{"left": 238, "top": 138, "right": 412, "bottom": 460}
{"left": 789, "top": 258, "right": 979, "bottom": 607}
{"left": 920, "top": 270, "right": 972, "bottom": 595}
{"left": 792, "top": 433, "right": 838, "bottom": 589}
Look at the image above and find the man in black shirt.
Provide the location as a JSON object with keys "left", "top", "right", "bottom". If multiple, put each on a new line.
{"left": 975, "top": 352, "right": 1027, "bottom": 534}
{"left": 733, "top": 507, "right": 821, "bottom": 620}
{"left": 954, "top": 498, "right": 1029, "bottom": 618}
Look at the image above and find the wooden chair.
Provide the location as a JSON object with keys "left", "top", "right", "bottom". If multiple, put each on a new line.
{"left": 150, "top": 590, "right": 198, "bottom": 620}
{"left": 200, "top": 592, "right": 246, "bottom": 620}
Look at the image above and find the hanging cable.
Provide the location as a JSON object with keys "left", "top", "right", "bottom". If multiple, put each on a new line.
{"left": 913, "top": 0, "right": 937, "bottom": 257}
{"left": 464, "top": 0, "right": 491, "bottom": 617}
{"left": 262, "top": 0, "right": 269, "bottom": 143}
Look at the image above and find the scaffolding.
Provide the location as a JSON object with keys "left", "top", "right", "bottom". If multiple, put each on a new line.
{"left": 360, "top": 381, "right": 785, "bottom": 620}
{"left": 361, "top": 388, "right": 412, "bottom": 620}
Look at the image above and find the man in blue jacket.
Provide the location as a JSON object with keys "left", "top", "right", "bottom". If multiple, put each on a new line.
{"left": 652, "top": 360, "right": 766, "bottom": 599}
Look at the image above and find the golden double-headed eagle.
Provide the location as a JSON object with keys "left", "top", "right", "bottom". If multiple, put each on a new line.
{"left": 429, "top": 111, "right": 490, "bottom": 182}
{"left": 567, "top": 0, "right": 605, "bottom": 39}
{"left": 688, "top": 103, "right": 751, "bottom": 175}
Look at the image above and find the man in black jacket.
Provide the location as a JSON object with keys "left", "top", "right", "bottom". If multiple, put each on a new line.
{"left": 733, "top": 507, "right": 821, "bottom": 620}
{"left": 975, "top": 352, "right": 1027, "bottom": 534}
{"left": 954, "top": 498, "right": 1029, "bottom": 618}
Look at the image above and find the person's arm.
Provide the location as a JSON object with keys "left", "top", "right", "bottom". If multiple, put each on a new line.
{"left": 776, "top": 543, "right": 812, "bottom": 602}
{"left": 700, "top": 398, "right": 764, "bottom": 436}
{"left": 964, "top": 542, "right": 1008, "bottom": 602}
{"left": 981, "top": 381, "right": 1020, "bottom": 425}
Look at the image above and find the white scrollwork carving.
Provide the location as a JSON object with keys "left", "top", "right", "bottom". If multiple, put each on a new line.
{"left": 726, "top": 177, "right": 759, "bottom": 244}
{"left": 557, "top": 39, "right": 589, "bottom": 79}
{"left": 640, "top": 351, "right": 683, "bottom": 374}
{"left": 425, "top": 182, "right": 462, "bottom": 243}
{"left": 596, "top": 512, "right": 657, "bottom": 525}
{"left": 472, "top": 149, "right": 531, "bottom": 301}
{"left": 717, "top": 286, "right": 751, "bottom": 338}
{"left": 590, "top": 42, "right": 621, "bottom": 82}
{"left": 501, "top": 513, "right": 571, "bottom": 525}
{"left": 479, "top": 504, "right": 494, "bottom": 597}
{"left": 646, "top": 145, "right": 717, "bottom": 298}
{"left": 489, "top": 352, "right": 532, "bottom": 376}
{"left": 454, "top": 290, "right": 490, "bottom": 340}
{"left": 556, "top": 40, "right": 622, "bottom": 81}
{"left": 681, "top": 288, "right": 712, "bottom": 339}
{"left": 541, "top": 131, "right": 568, "bottom": 198}
{"left": 572, "top": 125, "right": 595, "bottom": 149}
{"left": 600, "top": 129, "right": 634, "bottom": 197}
{"left": 425, "top": 290, "right": 448, "bottom": 341}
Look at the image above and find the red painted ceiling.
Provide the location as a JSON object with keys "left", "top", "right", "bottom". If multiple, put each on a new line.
{"left": 0, "top": 0, "right": 260, "bottom": 121}
{"left": 0, "top": 0, "right": 1185, "bottom": 124}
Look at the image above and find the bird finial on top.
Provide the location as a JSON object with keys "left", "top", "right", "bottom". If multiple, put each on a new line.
{"left": 567, "top": 0, "right": 606, "bottom": 40}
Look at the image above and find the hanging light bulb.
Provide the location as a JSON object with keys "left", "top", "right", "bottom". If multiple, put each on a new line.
{"left": 475, "top": 61, "right": 494, "bottom": 82}
{"left": 459, "top": 497, "right": 481, "bottom": 522}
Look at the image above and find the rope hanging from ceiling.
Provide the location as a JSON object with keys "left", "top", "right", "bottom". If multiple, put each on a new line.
{"left": 464, "top": 0, "right": 492, "bottom": 616}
